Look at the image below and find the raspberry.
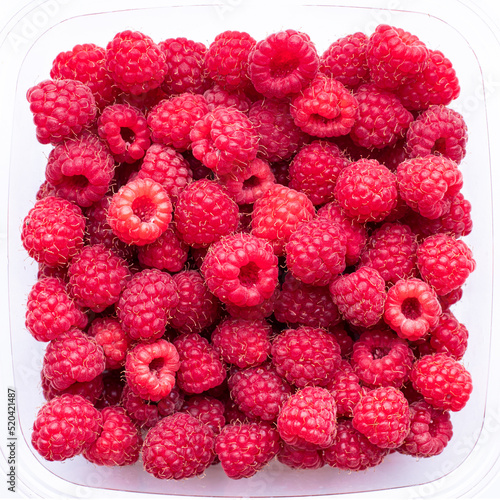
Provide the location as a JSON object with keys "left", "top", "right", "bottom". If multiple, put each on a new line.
{"left": 201, "top": 232, "right": 279, "bottom": 308}
{"left": 142, "top": 413, "right": 215, "bottom": 479}
{"left": 216, "top": 421, "right": 280, "bottom": 479}
{"left": 205, "top": 30, "right": 256, "bottom": 90}
{"left": 174, "top": 179, "right": 239, "bottom": 248}
{"left": 105, "top": 30, "right": 166, "bottom": 95}
{"left": 83, "top": 406, "right": 142, "bottom": 466}
{"left": 291, "top": 74, "right": 359, "bottom": 137}
{"left": 277, "top": 386, "right": 337, "bottom": 450}
{"left": 42, "top": 328, "right": 105, "bottom": 391}
{"left": 173, "top": 333, "right": 226, "bottom": 394}
{"left": 190, "top": 107, "right": 259, "bottom": 176}
{"left": 410, "top": 353, "right": 473, "bottom": 411}
{"left": 278, "top": 443, "right": 325, "bottom": 470}
{"left": 182, "top": 395, "right": 226, "bottom": 434}
{"left": 329, "top": 323, "right": 354, "bottom": 358}
{"left": 45, "top": 132, "right": 115, "bottom": 208}
{"left": 251, "top": 184, "right": 315, "bottom": 255}
{"left": 203, "top": 85, "right": 252, "bottom": 113}
{"left": 211, "top": 317, "right": 272, "bottom": 369}
{"left": 384, "top": 278, "right": 442, "bottom": 341}
{"left": 323, "top": 419, "right": 388, "bottom": 470}
{"left": 117, "top": 269, "right": 178, "bottom": 341}
{"left": 249, "top": 30, "right": 319, "bottom": 99}
{"left": 285, "top": 217, "right": 347, "bottom": 286}
{"left": 320, "top": 32, "right": 370, "bottom": 89}
{"left": 353, "top": 386, "right": 410, "bottom": 448}
{"left": 334, "top": 159, "right": 398, "bottom": 223}
{"left": 107, "top": 178, "right": 173, "bottom": 246}
{"left": 31, "top": 394, "right": 102, "bottom": 461}
{"left": 224, "top": 287, "right": 278, "bottom": 321}
{"left": 325, "top": 359, "right": 363, "bottom": 417}
{"left": 87, "top": 317, "right": 130, "bottom": 370}
{"left": 406, "top": 105, "right": 468, "bottom": 164}
{"left": 95, "top": 370, "right": 124, "bottom": 409}
{"left": 21, "top": 196, "right": 86, "bottom": 267}
{"left": 41, "top": 372, "right": 103, "bottom": 404}
{"left": 438, "top": 287, "right": 464, "bottom": 311}
{"left": 330, "top": 267, "right": 387, "bottom": 328}
{"left": 271, "top": 326, "right": 341, "bottom": 388}
{"left": 349, "top": 84, "right": 413, "bottom": 149}
{"left": 97, "top": 103, "right": 150, "bottom": 163}
{"left": 366, "top": 24, "right": 429, "bottom": 90}
{"left": 350, "top": 329, "right": 414, "bottom": 388}
{"left": 148, "top": 93, "right": 209, "bottom": 151}
{"left": 358, "top": 223, "right": 418, "bottom": 284}
{"left": 439, "top": 193, "right": 473, "bottom": 238}
{"left": 417, "top": 234, "right": 476, "bottom": 295}
{"left": 25, "top": 277, "right": 87, "bottom": 342}
{"left": 26, "top": 79, "right": 97, "bottom": 145}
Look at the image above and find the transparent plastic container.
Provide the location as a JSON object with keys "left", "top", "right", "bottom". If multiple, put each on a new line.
{"left": 2, "top": 0, "right": 500, "bottom": 498}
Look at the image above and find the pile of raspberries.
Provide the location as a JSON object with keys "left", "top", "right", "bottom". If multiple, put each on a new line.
{"left": 22, "top": 24, "right": 475, "bottom": 480}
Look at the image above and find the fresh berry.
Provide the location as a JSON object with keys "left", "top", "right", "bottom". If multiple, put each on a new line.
{"left": 182, "top": 395, "right": 226, "bottom": 434}
{"left": 329, "top": 323, "right": 355, "bottom": 358}
{"left": 41, "top": 371, "right": 103, "bottom": 405}
{"left": 438, "top": 193, "right": 473, "bottom": 237}
{"left": 224, "top": 287, "right": 278, "bottom": 321}
{"left": 325, "top": 360, "right": 363, "bottom": 417}
{"left": 203, "top": 84, "right": 251, "bottom": 113}
{"left": 95, "top": 370, "right": 125, "bottom": 409}
{"left": 278, "top": 443, "right": 325, "bottom": 470}
{"left": 87, "top": 317, "right": 130, "bottom": 370}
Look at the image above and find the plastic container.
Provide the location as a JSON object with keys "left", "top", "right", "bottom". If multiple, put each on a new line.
{"left": 2, "top": 0, "right": 500, "bottom": 498}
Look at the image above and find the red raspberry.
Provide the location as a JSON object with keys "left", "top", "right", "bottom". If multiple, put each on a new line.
{"left": 329, "top": 323, "right": 355, "bottom": 358}
{"left": 334, "top": 159, "right": 398, "bottom": 223}
{"left": 97, "top": 103, "right": 150, "bottom": 163}
{"left": 201, "top": 232, "right": 279, "bottom": 308}
{"left": 107, "top": 178, "right": 172, "bottom": 246}
{"left": 249, "top": 30, "right": 319, "bottom": 99}
{"left": 224, "top": 287, "right": 278, "bottom": 321}
{"left": 115, "top": 86, "right": 168, "bottom": 113}
{"left": 105, "top": 30, "right": 166, "bottom": 95}
{"left": 25, "top": 277, "right": 87, "bottom": 342}
{"left": 95, "top": 370, "right": 125, "bottom": 409}
{"left": 117, "top": 268, "right": 179, "bottom": 341}
{"left": 87, "top": 317, "right": 130, "bottom": 370}
{"left": 349, "top": 84, "right": 413, "bottom": 149}
{"left": 353, "top": 386, "right": 410, "bottom": 449}
{"left": 42, "top": 328, "right": 106, "bottom": 391}
{"left": 41, "top": 372, "right": 103, "bottom": 404}
{"left": 350, "top": 329, "right": 414, "bottom": 388}
{"left": 274, "top": 273, "right": 341, "bottom": 329}
{"left": 406, "top": 105, "right": 468, "bottom": 164}
{"left": 330, "top": 267, "right": 387, "bottom": 328}
{"left": 45, "top": 132, "right": 115, "bottom": 208}
{"left": 31, "top": 394, "right": 102, "bottom": 462}
{"left": 384, "top": 278, "right": 442, "bottom": 341}
{"left": 320, "top": 32, "right": 370, "bottom": 89}
{"left": 26, "top": 79, "right": 96, "bottom": 145}
{"left": 182, "top": 395, "right": 226, "bottom": 434}
{"left": 366, "top": 24, "right": 429, "bottom": 90}
{"left": 173, "top": 333, "right": 226, "bottom": 394}
{"left": 142, "top": 413, "right": 215, "bottom": 479}
{"left": 203, "top": 84, "right": 251, "bottom": 113}
{"left": 83, "top": 406, "right": 142, "bottom": 466}
{"left": 438, "top": 287, "right": 464, "bottom": 311}
{"left": 190, "top": 107, "right": 259, "bottom": 176}
{"left": 271, "top": 326, "right": 341, "bottom": 388}
{"left": 358, "top": 223, "right": 418, "bottom": 284}
{"left": 277, "top": 386, "right": 337, "bottom": 450}
{"left": 148, "top": 93, "right": 208, "bottom": 151}
{"left": 205, "top": 30, "right": 256, "bottom": 90}
{"left": 417, "top": 234, "right": 476, "bottom": 295}
{"left": 212, "top": 317, "right": 272, "bottom": 368}
{"left": 285, "top": 217, "right": 347, "bottom": 286}
{"left": 289, "top": 140, "right": 349, "bottom": 206}
{"left": 325, "top": 359, "right": 363, "bottom": 417}
{"left": 174, "top": 179, "right": 239, "bottom": 248}
{"left": 216, "top": 421, "right": 280, "bottom": 479}
{"left": 278, "top": 443, "right": 325, "bottom": 470}
{"left": 291, "top": 74, "right": 358, "bottom": 137}
{"left": 21, "top": 196, "right": 86, "bottom": 267}
{"left": 410, "top": 353, "right": 473, "bottom": 411}
{"left": 438, "top": 193, "right": 473, "bottom": 238}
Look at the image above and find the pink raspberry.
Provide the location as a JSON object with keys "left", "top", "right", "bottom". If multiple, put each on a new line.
{"left": 278, "top": 443, "right": 325, "bottom": 470}
{"left": 203, "top": 84, "right": 251, "bottom": 113}
{"left": 325, "top": 360, "right": 363, "bottom": 417}
{"left": 87, "top": 317, "right": 130, "bottom": 370}
{"left": 182, "top": 396, "right": 226, "bottom": 434}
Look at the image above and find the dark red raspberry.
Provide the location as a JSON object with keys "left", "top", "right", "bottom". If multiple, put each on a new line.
{"left": 107, "top": 178, "right": 172, "bottom": 246}
{"left": 329, "top": 323, "right": 354, "bottom": 358}
{"left": 105, "top": 30, "right": 166, "bottom": 95}
{"left": 190, "top": 106, "right": 259, "bottom": 176}
{"left": 26, "top": 79, "right": 96, "bottom": 145}
{"left": 115, "top": 86, "right": 168, "bottom": 114}
{"left": 406, "top": 105, "right": 468, "bottom": 164}
{"left": 142, "top": 413, "right": 215, "bottom": 479}
{"left": 438, "top": 287, "right": 464, "bottom": 311}
{"left": 97, "top": 103, "right": 150, "bottom": 164}
{"left": 182, "top": 395, "right": 226, "bottom": 434}
{"left": 330, "top": 267, "right": 387, "bottom": 328}
{"left": 325, "top": 359, "right": 363, "bottom": 417}
{"left": 370, "top": 138, "right": 409, "bottom": 172}
{"left": 366, "top": 24, "right": 429, "bottom": 90}
{"left": 271, "top": 326, "right": 341, "bottom": 388}
{"left": 83, "top": 406, "right": 142, "bottom": 466}
{"left": 95, "top": 370, "right": 125, "bottom": 409}
{"left": 41, "top": 372, "right": 103, "bottom": 404}
{"left": 201, "top": 232, "right": 279, "bottom": 308}
{"left": 278, "top": 444, "right": 325, "bottom": 470}
{"left": 203, "top": 84, "right": 252, "bottom": 113}
{"left": 22, "top": 196, "right": 86, "bottom": 267}
{"left": 249, "top": 30, "right": 319, "bottom": 99}
{"left": 410, "top": 353, "right": 473, "bottom": 411}
{"left": 31, "top": 394, "right": 102, "bottom": 462}
{"left": 417, "top": 234, "right": 476, "bottom": 295}
{"left": 334, "top": 159, "right": 398, "bottom": 223}
{"left": 174, "top": 179, "right": 239, "bottom": 248}
{"left": 439, "top": 193, "right": 473, "bottom": 238}
{"left": 87, "top": 317, "right": 130, "bottom": 370}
